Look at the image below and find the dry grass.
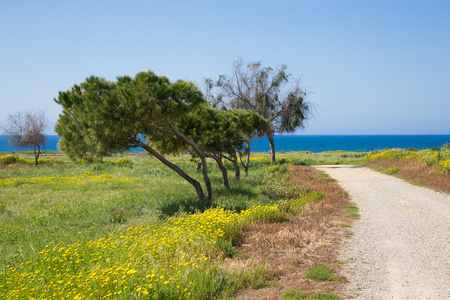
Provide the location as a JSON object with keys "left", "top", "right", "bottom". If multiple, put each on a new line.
{"left": 223, "top": 166, "right": 353, "bottom": 299}
{"left": 364, "top": 159, "right": 450, "bottom": 194}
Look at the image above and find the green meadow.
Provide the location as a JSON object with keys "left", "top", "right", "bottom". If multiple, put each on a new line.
{"left": 0, "top": 151, "right": 365, "bottom": 299}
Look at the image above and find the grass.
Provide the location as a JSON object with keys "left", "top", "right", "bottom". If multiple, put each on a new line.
{"left": 365, "top": 146, "right": 450, "bottom": 174}
{"left": 318, "top": 172, "right": 337, "bottom": 182}
{"left": 2, "top": 147, "right": 448, "bottom": 298}
{"left": 305, "top": 264, "right": 340, "bottom": 282}
{"left": 377, "top": 166, "right": 400, "bottom": 175}
{"left": 0, "top": 150, "right": 357, "bottom": 299}
{"left": 364, "top": 148, "right": 450, "bottom": 194}
{"left": 253, "top": 151, "right": 367, "bottom": 166}
{"left": 282, "top": 290, "right": 342, "bottom": 299}
{"left": 344, "top": 205, "right": 360, "bottom": 219}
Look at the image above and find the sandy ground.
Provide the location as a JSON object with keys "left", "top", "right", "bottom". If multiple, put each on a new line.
{"left": 314, "top": 165, "right": 450, "bottom": 300}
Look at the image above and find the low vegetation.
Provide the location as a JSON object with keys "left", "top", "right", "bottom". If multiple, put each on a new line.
{"left": 364, "top": 143, "right": 450, "bottom": 193}
{"left": 0, "top": 151, "right": 355, "bottom": 299}
{"left": 344, "top": 205, "right": 360, "bottom": 219}
{"left": 305, "top": 264, "right": 340, "bottom": 282}
{"left": 365, "top": 143, "right": 450, "bottom": 174}
{"left": 1, "top": 144, "right": 448, "bottom": 299}
{"left": 282, "top": 289, "right": 342, "bottom": 299}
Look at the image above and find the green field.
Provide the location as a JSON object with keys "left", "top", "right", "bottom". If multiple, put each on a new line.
{"left": 0, "top": 151, "right": 365, "bottom": 299}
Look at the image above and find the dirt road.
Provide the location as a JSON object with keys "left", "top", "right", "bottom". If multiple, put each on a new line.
{"left": 314, "top": 165, "right": 450, "bottom": 299}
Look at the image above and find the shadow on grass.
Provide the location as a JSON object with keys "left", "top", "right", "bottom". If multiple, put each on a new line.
{"left": 154, "top": 183, "right": 267, "bottom": 218}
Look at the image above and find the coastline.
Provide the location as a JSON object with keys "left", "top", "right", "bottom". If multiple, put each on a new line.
{"left": 1, "top": 134, "right": 449, "bottom": 153}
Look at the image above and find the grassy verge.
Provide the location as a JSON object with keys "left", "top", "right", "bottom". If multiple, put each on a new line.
{"left": 0, "top": 151, "right": 355, "bottom": 299}
{"left": 226, "top": 165, "right": 353, "bottom": 299}
{"left": 364, "top": 146, "right": 450, "bottom": 193}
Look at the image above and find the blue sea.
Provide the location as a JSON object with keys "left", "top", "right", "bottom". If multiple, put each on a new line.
{"left": 1, "top": 135, "right": 449, "bottom": 153}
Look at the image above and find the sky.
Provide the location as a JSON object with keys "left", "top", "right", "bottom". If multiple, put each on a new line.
{"left": 1, "top": 0, "right": 449, "bottom": 135}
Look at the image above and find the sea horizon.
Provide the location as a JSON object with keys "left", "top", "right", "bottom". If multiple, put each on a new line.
{"left": 1, "top": 134, "right": 449, "bottom": 153}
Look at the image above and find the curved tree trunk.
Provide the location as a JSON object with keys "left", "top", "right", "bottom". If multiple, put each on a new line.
{"left": 166, "top": 118, "right": 212, "bottom": 203}
{"left": 238, "top": 149, "right": 250, "bottom": 177}
{"left": 223, "top": 154, "right": 240, "bottom": 180}
{"left": 138, "top": 142, "right": 207, "bottom": 203}
{"left": 267, "top": 132, "right": 276, "bottom": 164}
{"left": 238, "top": 139, "right": 252, "bottom": 176}
{"left": 209, "top": 154, "right": 230, "bottom": 189}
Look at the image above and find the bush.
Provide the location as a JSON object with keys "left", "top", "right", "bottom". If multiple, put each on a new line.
{"left": 442, "top": 142, "right": 450, "bottom": 151}
{"left": 0, "top": 155, "right": 31, "bottom": 165}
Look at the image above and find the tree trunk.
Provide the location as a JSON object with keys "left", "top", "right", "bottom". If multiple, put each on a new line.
{"left": 210, "top": 154, "right": 230, "bottom": 189}
{"left": 166, "top": 118, "right": 212, "bottom": 203}
{"left": 195, "top": 161, "right": 202, "bottom": 173}
{"left": 223, "top": 154, "right": 240, "bottom": 180}
{"left": 34, "top": 145, "right": 40, "bottom": 166}
{"left": 267, "top": 132, "right": 276, "bottom": 164}
{"left": 138, "top": 142, "right": 207, "bottom": 203}
{"left": 232, "top": 160, "right": 240, "bottom": 180}
{"left": 238, "top": 150, "right": 249, "bottom": 177}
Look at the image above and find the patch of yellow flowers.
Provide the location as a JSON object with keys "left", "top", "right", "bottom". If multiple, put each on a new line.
{"left": 366, "top": 149, "right": 450, "bottom": 174}
{"left": 0, "top": 172, "right": 133, "bottom": 187}
{"left": 0, "top": 203, "right": 283, "bottom": 299}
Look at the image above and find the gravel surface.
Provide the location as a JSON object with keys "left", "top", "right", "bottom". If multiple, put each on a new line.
{"left": 314, "top": 165, "right": 450, "bottom": 300}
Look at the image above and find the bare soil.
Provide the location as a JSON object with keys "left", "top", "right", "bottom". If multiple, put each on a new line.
{"left": 227, "top": 166, "right": 353, "bottom": 299}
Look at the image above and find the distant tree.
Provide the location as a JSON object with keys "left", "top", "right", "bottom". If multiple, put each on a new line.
{"left": 55, "top": 71, "right": 213, "bottom": 203}
{"left": 2, "top": 110, "right": 48, "bottom": 166}
{"left": 217, "top": 59, "right": 314, "bottom": 163}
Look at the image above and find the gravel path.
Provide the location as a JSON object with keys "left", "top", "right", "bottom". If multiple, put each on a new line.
{"left": 314, "top": 165, "right": 450, "bottom": 300}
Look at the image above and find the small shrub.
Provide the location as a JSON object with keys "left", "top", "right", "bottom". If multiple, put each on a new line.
{"left": 0, "top": 155, "right": 31, "bottom": 165}
{"left": 113, "top": 158, "right": 132, "bottom": 166}
{"left": 215, "top": 239, "right": 237, "bottom": 258}
{"left": 290, "top": 158, "right": 307, "bottom": 166}
{"left": 385, "top": 167, "right": 399, "bottom": 175}
{"left": 277, "top": 158, "right": 287, "bottom": 165}
{"left": 305, "top": 264, "right": 340, "bottom": 282}
{"left": 442, "top": 142, "right": 450, "bottom": 151}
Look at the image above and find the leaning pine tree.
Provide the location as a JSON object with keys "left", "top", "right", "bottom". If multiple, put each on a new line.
{"left": 55, "top": 71, "right": 213, "bottom": 203}
{"left": 152, "top": 104, "right": 267, "bottom": 188}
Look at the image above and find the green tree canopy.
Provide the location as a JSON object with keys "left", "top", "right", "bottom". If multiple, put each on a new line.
{"left": 150, "top": 104, "right": 267, "bottom": 187}
{"left": 55, "top": 71, "right": 212, "bottom": 203}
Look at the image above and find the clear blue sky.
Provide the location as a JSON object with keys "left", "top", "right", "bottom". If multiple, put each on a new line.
{"left": 1, "top": 0, "right": 449, "bottom": 135}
